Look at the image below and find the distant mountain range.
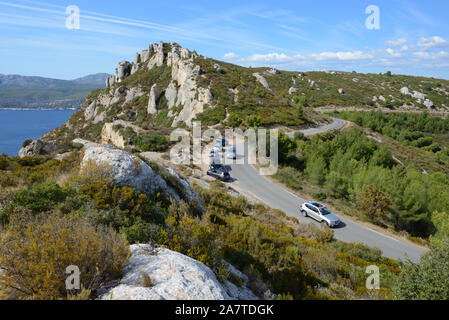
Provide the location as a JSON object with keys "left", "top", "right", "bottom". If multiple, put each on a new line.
{"left": 0, "top": 73, "right": 111, "bottom": 109}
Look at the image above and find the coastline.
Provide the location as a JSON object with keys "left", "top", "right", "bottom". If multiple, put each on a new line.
{"left": 0, "top": 108, "right": 79, "bottom": 111}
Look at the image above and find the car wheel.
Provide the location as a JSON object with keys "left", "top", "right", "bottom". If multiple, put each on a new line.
{"left": 301, "top": 210, "right": 307, "bottom": 217}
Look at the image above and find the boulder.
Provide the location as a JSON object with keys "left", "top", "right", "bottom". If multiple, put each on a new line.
{"left": 412, "top": 91, "right": 426, "bottom": 100}
{"left": 252, "top": 73, "right": 272, "bottom": 92}
{"left": 424, "top": 99, "right": 434, "bottom": 109}
{"left": 81, "top": 147, "right": 205, "bottom": 211}
{"left": 99, "top": 244, "right": 258, "bottom": 300}
{"left": 147, "top": 84, "right": 160, "bottom": 115}
{"left": 338, "top": 88, "right": 345, "bottom": 95}
{"left": 400, "top": 87, "right": 410, "bottom": 95}
{"left": 288, "top": 87, "right": 298, "bottom": 95}
{"left": 214, "top": 63, "right": 223, "bottom": 74}
{"left": 19, "top": 139, "right": 56, "bottom": 158}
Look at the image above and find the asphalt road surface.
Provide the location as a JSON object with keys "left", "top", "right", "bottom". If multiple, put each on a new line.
{"left": 229, "top": 117, "right": 425, "bottom": 262}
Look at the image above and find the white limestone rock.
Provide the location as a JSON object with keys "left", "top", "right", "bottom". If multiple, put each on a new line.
{"left": 266, "top": 68, "right": 280, "bottom": 75}
{"left": 106, "top": 75, "right": 116, "bottom": 88}
{"left": 84, "top": 100, "right": 97, "bottom": 120}
{"left": 289, "top": 87, "right": 298, "bottom": 95}
{"left": 147, "top": 84, "right": 160, "bottom": 115}
{"left": 338, "top": 88, "right": 345, "bottom": 95}
{"left": 110, "top": 86, "right": 128, "bottom": 105}
{"left": 125, "top": 87, "right": 145, "bottom": 105}
{"left": 424, "top": 99, "right": 434, "bottom": 109}
{"left": 19, "top": 139, "right": 56, "bottom": 158}
{"left": 99, "top": 244, "right": 258, "bottom": 300}
{"left": 400, "top": 87, "right": 410, "bottom": 95}
{"left": 412, "top": 91, "right": 426, "bottom": 100}
{"left": 252, "top": 73, "right": 272, "bottom": 92}
{"left": 115, "top": 61, "right": 132, "bottom": 82}
{"left": 165, "top": 81, "right": 178, "bottom": 109}
{"left": 81, "top": 147, "right": 205, "bottom": 210}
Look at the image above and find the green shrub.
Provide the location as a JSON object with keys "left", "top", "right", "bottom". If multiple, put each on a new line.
{"left": 0, "top": 213, "right": 129, "bottom": 300}
{"left": 132, "top": 132, "right": 169, "bottom": 152}
{"left": 12, "top": 182, "right": 69, "bottom": 214}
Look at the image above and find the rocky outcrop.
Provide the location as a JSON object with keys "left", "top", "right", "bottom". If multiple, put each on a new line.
{"left": 266, "top": 68, "right": 280, "bottom": 75}
{"left": 84, "top": 100, "right": 97, "bottom": 120}
{"left": 147, "top": 84, "right": 160, "bottom": 115}
{"left": 106, "top": 75, "right": 116, "bottom": 88}
{"left": 19, "top": 139, "right": 56, "bottom": 158}
{"left": 165, "top": 81, "right": 178, "bottom": 109}
{"left": 124, "top": 87, "right": 145, "bottom": 105}
{"left": 400, "top": 87, "right": 410, "bottom": 95}
{"left": 288, "top": 87, "right": 298, "bottom": 95}
{"left": 115, "top": 61, "right": 132, "bottom": 83}
{"left": 99, "top": 244, "right": 258, "bottom": 300}
{"left": 252, "top": 73, "right": 272, "bottom": 92}
{"left": 100, "top": 123, "right": 126, "bottom": 149}
{"left": 81, "top": 146, "right": 205, "bottom": 210}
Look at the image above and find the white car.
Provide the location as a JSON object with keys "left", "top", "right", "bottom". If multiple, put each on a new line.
{"left": 226, "top": 146, "right": 236, "bottom": 159}
{"left": 300, "top": 201, "right": 341, "bottom": 228}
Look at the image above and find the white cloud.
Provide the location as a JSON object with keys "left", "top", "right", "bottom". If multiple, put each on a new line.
{"left": 223, "top": 52, "right": 239, "bottom": 59}
{"left": 387, "top": 38, "right": 407, "bottom": 46}
{"left": 310, "top": 50, "right": 372, "bottom": 61}
{"left": 246, "top": 53, "right": 293, "bottom": 62}
{"left": 413, "top": 50, "right": 449, "bottom": 59}
{"left": 417, "top": 36, "right": 447, "bottom": 48}
{"left": 386, "top": 48, "right": 402, "bottom": 57}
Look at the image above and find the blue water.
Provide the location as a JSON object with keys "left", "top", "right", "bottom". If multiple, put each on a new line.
{"left": 0, "top": 110, "right": 76, "bottom": 156}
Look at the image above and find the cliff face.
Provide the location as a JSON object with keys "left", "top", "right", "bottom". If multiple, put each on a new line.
{"left": 103, "top": 42, "right": 214, "bottom": 128}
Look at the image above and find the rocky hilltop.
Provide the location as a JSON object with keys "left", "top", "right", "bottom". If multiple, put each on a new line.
{"left": 22, "top": 41, "right": 448, "bottom": 156}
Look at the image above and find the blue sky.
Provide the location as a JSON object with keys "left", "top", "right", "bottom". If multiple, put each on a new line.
{"left": 0, "top": 0, "right": 448, "bottom": 80}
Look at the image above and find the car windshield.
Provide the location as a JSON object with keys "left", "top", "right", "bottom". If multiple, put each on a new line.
{"left": 320, "top": 208, "right": 332, "bottom": 215}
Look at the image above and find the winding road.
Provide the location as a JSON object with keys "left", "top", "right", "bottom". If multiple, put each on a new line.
{"left": 229, "top": 117, "right": 425, "bottom": 262}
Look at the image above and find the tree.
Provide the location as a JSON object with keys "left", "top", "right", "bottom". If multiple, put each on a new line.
{"left": 246, "top": 115, "right": 262, "bottom": 128}
{"left": 227, "top": 112, "right": 242, "bottom": 128}
{"left": 296, "top": 103, "right": 304, "bottom": 119}
{"left": 357, "top": 185, "right": 393, "bottom": 222}
{"left": 277, "top": 132, "right": 296, "bottom": 163}
{"left": 393, "top": 237, "right": 449, "bottom": 300}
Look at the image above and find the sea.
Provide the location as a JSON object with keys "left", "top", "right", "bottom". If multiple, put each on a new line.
{"left": 0, "top": 109, "right": 76, "bottom": 156}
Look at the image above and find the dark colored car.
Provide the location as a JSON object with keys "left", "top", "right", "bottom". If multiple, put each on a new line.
{"left": 207, "top": 164, "right": 231, "bottom": 181}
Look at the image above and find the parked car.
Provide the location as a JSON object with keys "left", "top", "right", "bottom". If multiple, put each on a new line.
{"left": 207, "top": 164, "right": 231, "bottom": 182}
{"left": 210, "top": 148, "right": 219, "bottom": 157}
{"left": 216, "top": 138, "right": 227, "bottom": 147}
{"left": 300, "top": 201, "right": 341, "bottom": 227}
{"left": 226, "top": 146, "right": 237, "bottom": 159}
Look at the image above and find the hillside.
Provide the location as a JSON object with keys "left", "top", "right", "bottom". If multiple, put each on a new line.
{"left": 0, "top": 73, "right": 110, "bottom": 109}
{"left": 38, "top": 42, "right": 449, "bottom": 154}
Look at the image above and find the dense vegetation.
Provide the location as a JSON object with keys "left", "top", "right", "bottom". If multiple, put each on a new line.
{"left": 0, "top": 152, "right": 400, "bottom": 300}
{"left": 337, "top": 111, "right": 449, "bottom": 158}
{"left": 273, "top": 128, "right": 449, "bottom": 238}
